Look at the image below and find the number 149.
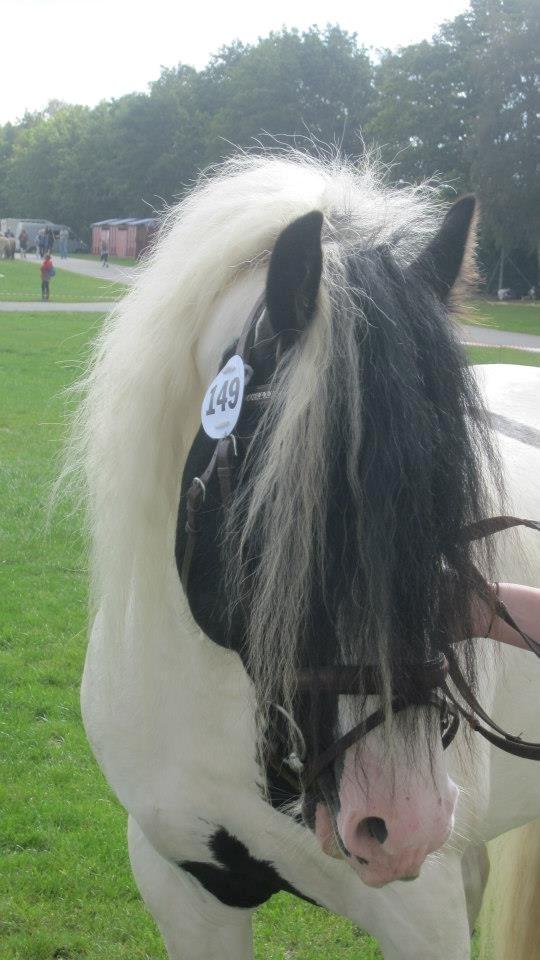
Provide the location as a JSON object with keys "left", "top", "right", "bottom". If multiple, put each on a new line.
{"left": 205, "top": 376, "right": 241, "bottom": 415}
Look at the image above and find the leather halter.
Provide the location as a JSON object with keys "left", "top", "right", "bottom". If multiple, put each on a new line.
{"left": 181, "top": 294, "right": 268, "bottom": 593}
{"left": 181, "top": 294, "right": 540, "bottom": 792}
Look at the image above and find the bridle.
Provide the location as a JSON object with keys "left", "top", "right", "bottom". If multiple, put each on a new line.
{"left": 180, "top": 294, "right": 540, "bottom": 794}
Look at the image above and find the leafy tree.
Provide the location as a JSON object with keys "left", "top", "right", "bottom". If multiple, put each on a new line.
{"left": 200, "top": 27, "right": 374, "bottom": 161}
{"left": 147, "top": 65, "right": 211, "bottom": 197}
{"left": 367, "top": 40, "right": 472, "bottom": 187}
{"left": 0, "top": 123, "right": 17, "bottom": 211}
{"left": 3, "top": 105, "right": 95, "bottom": 232}
{"left": 367, "top": 0, "right": 539, "bottom": 284}
{"left": 441, "top": 0, "right": 540, "bottom": 277}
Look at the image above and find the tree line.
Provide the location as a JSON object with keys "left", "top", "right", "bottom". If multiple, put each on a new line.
{"left": 0, "top": 0, "right": 538, "bottom": 289}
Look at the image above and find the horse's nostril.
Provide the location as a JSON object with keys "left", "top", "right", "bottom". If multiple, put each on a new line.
{"left": 342, "top": 815, "right": 389, "bottom": 857}
{"left": 364, "top": 817, "right": 388, "bottom": 845}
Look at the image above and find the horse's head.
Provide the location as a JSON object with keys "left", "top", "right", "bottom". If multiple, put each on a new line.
{"left": 176, "top": 193, "right": 495, "bottom": 886}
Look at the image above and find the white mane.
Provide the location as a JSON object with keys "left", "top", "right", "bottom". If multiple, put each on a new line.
{"left": 64, "top": 152, "right": 442, "bottom": 641}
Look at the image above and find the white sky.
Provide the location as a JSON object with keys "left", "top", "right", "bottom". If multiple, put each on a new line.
{"left": 3, "top": 0, "right": 470, "bottom": 124}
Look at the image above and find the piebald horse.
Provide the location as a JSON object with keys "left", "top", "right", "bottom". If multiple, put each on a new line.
{"left": 68, "top": 154, "right": 539, "bottom": 959}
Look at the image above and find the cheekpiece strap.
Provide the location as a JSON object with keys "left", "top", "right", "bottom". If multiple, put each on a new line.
{"left": 181, "top": 294, "right": 268, "bottom": 594}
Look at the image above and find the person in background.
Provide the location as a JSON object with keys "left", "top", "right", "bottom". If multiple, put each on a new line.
{"left": 1, "top": 231, "right": 16, "bottom": 259}
{"left": 59, "top": 226, "right": 69, "bottom": 259}
{"left": 40, "top": 253, "right": 55, "bottom": 301}
{"left": 37, "top": 228, "right": 46, "bottom": 258}
{"left": 19, "top": 228, "right": 29, "bottom": 259}
{"left": 100, "top": 239, "right": 109, "bottom": 268}
{"left": 45, "top": 226, "right": 55, "bottom": 254}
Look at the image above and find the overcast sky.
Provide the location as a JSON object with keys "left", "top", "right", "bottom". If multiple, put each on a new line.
{"left": 4, "top": 0, "right": 470, "bottom": 124}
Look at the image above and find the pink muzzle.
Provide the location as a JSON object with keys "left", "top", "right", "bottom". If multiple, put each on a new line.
{"left": 314, "top": 741, "right": 458, "bottom": 887}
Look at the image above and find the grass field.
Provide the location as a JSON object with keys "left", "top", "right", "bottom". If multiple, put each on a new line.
{"left": 466, "top": 344, "right": 540, "bottom": 366}
{"left": 0, "top": 311, "right": 383, "bottom": 960}
{"left": 1, "top": 309, "right": 535, "bottom": 959}
{"left": 0, "top": 260, "right": 126, "bottom": 303}
{"left": 465, "top": 300, "right": 540, "bottom": 336}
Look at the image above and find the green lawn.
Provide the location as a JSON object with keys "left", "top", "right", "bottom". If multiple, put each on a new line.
{"left": 0, "top": 259, "right": 126, "bottom": 302}
{"left": 2, "top": 311, "right": 534, "bottom": 959}
{"left": 465, "top": 300, "right": 540, "bottom": 336}
{"left": 466, "top": 344, "right": 540, "bottom": 366}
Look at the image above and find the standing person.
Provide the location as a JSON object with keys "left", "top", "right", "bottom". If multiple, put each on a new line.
{"left": 100, "top": 238, "right": 109, "bottom": 268}
{"left": 45, "top": 226, "right": 55, "bottom": 254}
{"left": 40, "top": 253, "right": 55, "bottom": 301}
{"left": 37, "top": 228, "right": 46, "bottom": 258}
{"left": 59, "top": 226, "right": 69, "bottom": 259}
{"left": 19, "top": 228, "right": 29, "bottom": 259}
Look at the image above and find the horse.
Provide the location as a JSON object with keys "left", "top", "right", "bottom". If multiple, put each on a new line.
{"left": 66, "top": 153, "right": 539, "bottom": 959}
{"left": 0, "top": 234, "right": 16, "bottom": 259}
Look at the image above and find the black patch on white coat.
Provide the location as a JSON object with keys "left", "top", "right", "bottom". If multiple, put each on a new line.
{"left": 179, "top": 827, "right": 316, "bottom": 909}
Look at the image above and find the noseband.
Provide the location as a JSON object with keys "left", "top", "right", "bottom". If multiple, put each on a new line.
{"left": 181, "top": 295, "right": 540, "bottom": 793}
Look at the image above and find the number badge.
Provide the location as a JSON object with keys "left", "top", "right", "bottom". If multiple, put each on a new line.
{"left": 201, "top": 354, "right": 245, "bottom": 439}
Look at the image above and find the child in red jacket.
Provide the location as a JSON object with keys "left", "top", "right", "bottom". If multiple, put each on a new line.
{"left": 40, "top": 254, "right": 55, "bottom": 300}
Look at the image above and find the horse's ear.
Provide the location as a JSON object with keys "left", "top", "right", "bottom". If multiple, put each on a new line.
{"left": 265, "top": 210, "right": 323, "bottom": 342}
{"left": 412, "top": 195, "right": 477, "bottom": 302}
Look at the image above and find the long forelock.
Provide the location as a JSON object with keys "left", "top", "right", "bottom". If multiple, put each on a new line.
{"left": 225, "top": 208, "right": 501, "bottom": 758}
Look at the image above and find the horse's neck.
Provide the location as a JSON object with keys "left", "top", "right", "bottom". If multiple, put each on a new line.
{"left": 85, "top": 575, "right": 259, "bottom": 816}
{"left": 490, "top": 640, "right": 539, "bottom": 741}
{"left": 121, "top": 570, "right": 249, "bottom": 689}
{"left": 456, "top": 638, "right": 540, "bottom": 840}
